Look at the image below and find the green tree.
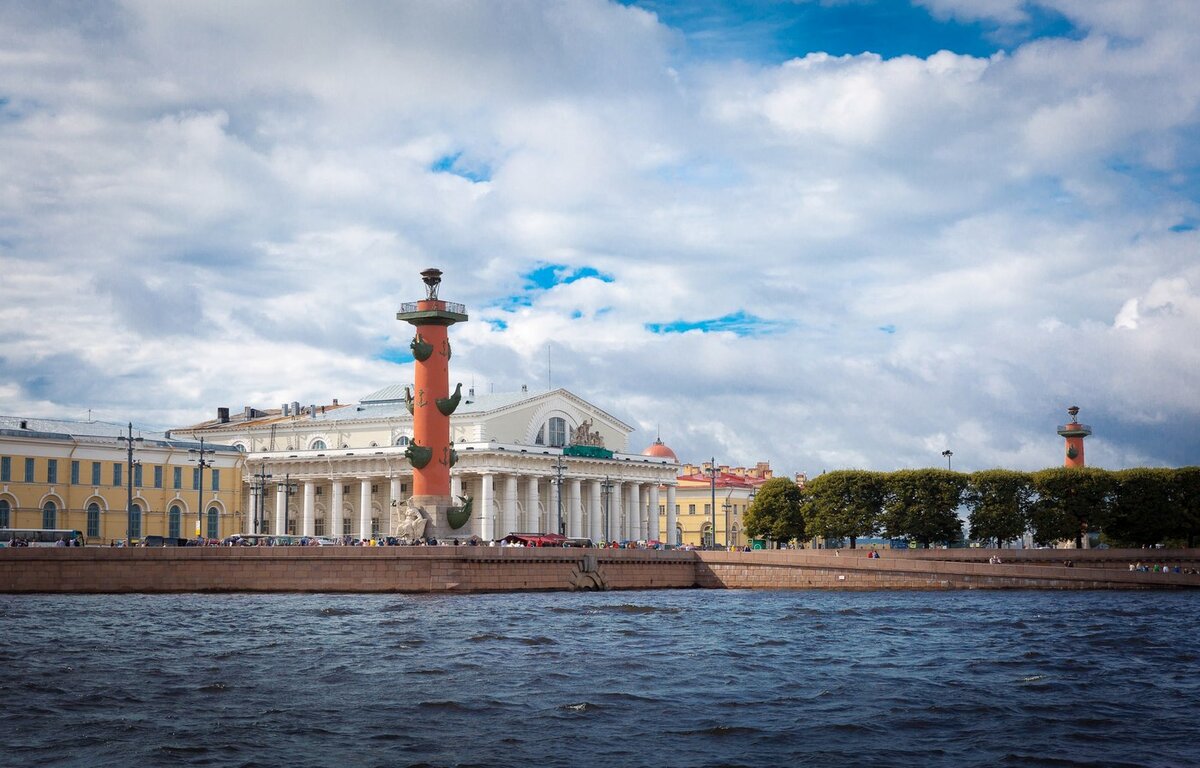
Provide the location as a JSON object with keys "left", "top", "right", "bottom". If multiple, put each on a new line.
{"left": 881, "top": 469, "right": 967, "bottom": 547}
{"left": 964, "top": 470, "right": 1033, "bottom": 547}
{"left": 743, "top": 477, "right": 806, "bottom": 545}
{"left": 1106, "top": 468, "right": 1175, "bottom": 547}
{"left": 802, "top": 470, "right": 885, "bottom": 549}
{"left": 1172, "top": 467, "right": 1200, "bottom": 548}
{"left": 1030, "top": 467, "right": 1114, "bottom": 549}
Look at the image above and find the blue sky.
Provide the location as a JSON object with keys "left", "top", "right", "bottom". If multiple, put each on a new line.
{"left": 630, "top": 0, "right": 1081, "bottom": 61}
{"left": 1, "top": 0, "right": 1198, "bottom": 473}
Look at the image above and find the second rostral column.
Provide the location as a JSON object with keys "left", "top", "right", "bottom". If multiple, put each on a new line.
{"left": 397, "top": 268, "right": 471, "bottom": 538}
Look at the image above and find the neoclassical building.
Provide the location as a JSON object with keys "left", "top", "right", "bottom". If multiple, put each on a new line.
{"left": 170, "top": 386, "right": 680, "bottom": 544}
{"left": 0, "top": 416, "right": 244, "bottom": 542}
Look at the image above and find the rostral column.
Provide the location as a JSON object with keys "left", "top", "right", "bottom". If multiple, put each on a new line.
{"left": 396, "top": 268, "right": 470, "bottom": 536}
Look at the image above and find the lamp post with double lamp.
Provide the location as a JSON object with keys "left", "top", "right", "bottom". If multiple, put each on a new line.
{"left": 708, "top": 458, "right": 718, "bottom": 549}
{"left": 117, "top": 423, "right": 143, "bottom": 545}
{"left": 280, "top": 474, "right": 298, "bottom": 535}
{"left": 942, "top": 450, "right": 954, "bottom": 470}
{"left": 722, "top": 492, "right": 733, "bottom": 550}
{"left": 552, "top": 455, "right": 566, "bottom": 535}
{"left": 250, "top": 464, "right": 272, "bottom": 533}
{"left": 189, "top": 438, "right": 215, "bottom": 541}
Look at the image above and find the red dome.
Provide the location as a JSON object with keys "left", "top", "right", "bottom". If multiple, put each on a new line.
{"left": 643, "top": 437, "right": 678, "bottom": 462}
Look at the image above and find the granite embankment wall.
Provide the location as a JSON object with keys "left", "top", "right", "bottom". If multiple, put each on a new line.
{"left": 1, "top": 547, "right": 1197, "bottom": 593}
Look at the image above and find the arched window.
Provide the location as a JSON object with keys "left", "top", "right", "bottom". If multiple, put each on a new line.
{"left": 675, "top": 526, "right": 684, "bottom": 544}
{"left": 206, "top": 507, "right": 219, "bottom": 539}
{"left": 130, "top": 504, "right": 142, "bottom": 539}
{"left": 42, "top": 501, "right": 57, "bottom": 529}
{"left": 0, "top": 499, "right": 9, "bottom": 528}
{"left": 701, "top": 522, "right": 713, "bottom": 548}
{"left": 169, "top": 505, "right": 181, "bottom": 539}
{"left": 86, "top": 503, "right": 101, "bottom": 538}
{"left": 548, "top": 417, "right": 566, "bottom": 448}
{"left": 343, "top": 515, "right": 353, "bottom": 536}
{"left": 315, "top": 517, "right": 326, "bottom": 536}
{"left": 396, "top": 436, "right": 410, "bottom": 446}
{"left": 311, "top": 439, "right": 327, "bottom": 451}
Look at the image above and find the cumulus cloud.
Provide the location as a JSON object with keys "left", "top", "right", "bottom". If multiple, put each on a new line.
{"left": 0, "top": 0, "right": 1197, "bottom": 473}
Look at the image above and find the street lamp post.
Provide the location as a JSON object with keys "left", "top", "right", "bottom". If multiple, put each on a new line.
{"left": 280, "top": 474, "right": 298, "bottom": 535}
{"left": 942, "top": 450, "right": 954, "bottom": 470}
{"left": 189, "top": 438, "right": 215, "bottom": 540}
{"left": 251, "top": 464, "right": 272, "bottom": 533}
{"left": 553, "top": 455, "right": 566, "bottom": 536}
{"left": 708, "top": 458, "right": 718, "bottom": 549}
{"left": 117, "top": 423, "right": 143, "bottom": 545}
{"left": 722, "top": 495, "right": 733, "bottom": 549}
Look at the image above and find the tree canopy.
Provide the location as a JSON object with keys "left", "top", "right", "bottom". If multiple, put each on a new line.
{"left": 1030, "top": 467, "right": 1113, "bottom": 549}
{"left": 743, "top": 477, "right": 806, "bottom": 544}
{"left": 881, "top": 469, "right": 966, "bottom": 547}
{"left": 965, "top": 470, "right": 1033, "bottom": 547}
{"left": 802, "top": 470, "right": 884, "bottom": 549}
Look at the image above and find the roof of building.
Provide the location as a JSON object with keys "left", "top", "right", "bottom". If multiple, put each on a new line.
{"left": 676, "top": 468, "right": 767, "bottom": 490}
{"left": 179, "top": 386, "right": 634, "bottom": 434}
{"left": 642, "top": 437, "right": 678, "bottom": 463}
{"left": 0, "top": 415, "right": 239, "bottom": 452}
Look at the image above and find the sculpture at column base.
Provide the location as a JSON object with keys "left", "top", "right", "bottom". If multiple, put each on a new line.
{"left": 398, "top": 503, "right": 429, "bottom": 542}
{"left": 397, "top": 494, "right": 474, "bottom": 540}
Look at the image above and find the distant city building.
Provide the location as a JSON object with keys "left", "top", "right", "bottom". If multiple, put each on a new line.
{"left": 170, "top": 387, "right": 679, "bottom": 543}
{"left": 657, "top": 460, "right": 786, "bottom": 548}
{"left": 0, "top": 416, "right": 243, "bottom": 542}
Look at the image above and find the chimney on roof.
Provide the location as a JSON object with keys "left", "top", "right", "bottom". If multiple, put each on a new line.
{"left": 291, "top": 401, "right": 300, "bottom": 416}
{"left": 522, "top": 384, "right": 527, "bottom": 393}
{"left": 309, "top": 404, "right": 316, "bottom": 418}
{"left": 332, "top": 398, "right": 339, "bottom": 406}
{"left": 243, "top": 406, "right": 253, "bottom": 419}
{"left": 217, "top": 407, "right": 230, "bottom": 423}
{"left": 281, "top": 403, "right": 289, "bottom": 416}
{"left": 19, "top": 420, "right": 27, "bottom": 429}
{"left": 469, "top": 386, "right": 475, "bottom": 397}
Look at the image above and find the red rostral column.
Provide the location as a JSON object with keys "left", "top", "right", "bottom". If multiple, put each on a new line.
{"left": 397, "top": 268, "right": 467, "bottom": 504}
{"left": 1057, "top": 405, "right": 1092, "bottom": 467}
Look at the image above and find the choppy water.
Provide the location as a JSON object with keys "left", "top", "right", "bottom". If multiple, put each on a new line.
{"left": 1, "top": 590, "right": 1197, "bottom": 768}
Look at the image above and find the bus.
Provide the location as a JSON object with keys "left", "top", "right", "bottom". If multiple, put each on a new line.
{"left": 0, "top": 528, "right": 86, "bottom": 547}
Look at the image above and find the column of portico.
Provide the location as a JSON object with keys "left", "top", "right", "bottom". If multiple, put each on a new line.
{"left": 450, "top": 474, "right": 463, "bottom": 503}
{"left": 648, "top": 484, "right": 660, "bottom": 542}
{"left": 275, "top": 485, "right": 286, "bottom": 535}
{"left": 635, "top": 484, "right": 647, "bottom": 539}
{"left": 480, "top": 473, "right": 494, "bottom": 541}
{"left": 588, "top": 480, "right": 603, "bottom": 543}
{"left": 331, "top": 480, "right": 344, "bottom": 539}
{"left": 621, "top": 483, "right": 633, "bottom": 541}
{"left": 666, "top": 485, "right": 677, "bottom": 545}
{"left": 608, "top": 481, "right": 623, "bottom": 542}
{"left": 359, "top": 479, "right": 372, "bottom": 540}
{"left": 525, "top": 477, "right": 540, "bottom": 533}
{"left": 502, "top": 474, "right": 518, "bottom": 537}
{"left": 568, "top": 478, "right": 582, "bottom": 538}
{"left": 246, "top": 485, "right": 257, "bottom": 535}
{"left": 303, "top": 481, "right": 315, "bottom": 537}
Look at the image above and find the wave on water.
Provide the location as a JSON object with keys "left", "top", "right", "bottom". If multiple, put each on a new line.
{"left": 588, "top": 604, "right": 682, "bottom": 614}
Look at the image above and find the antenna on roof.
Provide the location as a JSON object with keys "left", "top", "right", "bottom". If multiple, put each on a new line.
{"left": 547, "top": 343, "right": 552, "bottom": 391}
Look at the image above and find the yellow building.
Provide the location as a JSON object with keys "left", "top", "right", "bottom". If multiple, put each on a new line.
{"left": 637, "top": 438, "right": 781, "bottom": 549}
{"left": 1, "top": 416, "right": 244, "bottom": 543}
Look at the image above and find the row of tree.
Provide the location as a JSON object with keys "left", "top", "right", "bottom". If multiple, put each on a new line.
{"left": 742, "top": 467, "right": 1200, "bottom": 549}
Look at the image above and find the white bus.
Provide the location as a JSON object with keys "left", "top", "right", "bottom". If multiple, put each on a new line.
{"left": 0, "top": 528, "right": 86, "bottom": 547}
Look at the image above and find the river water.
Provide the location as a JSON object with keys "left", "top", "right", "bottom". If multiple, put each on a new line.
{"left": 1, "top": 590, "right": 1196, "bottom": 768}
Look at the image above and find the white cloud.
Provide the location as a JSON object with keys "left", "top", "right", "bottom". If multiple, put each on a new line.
{"left": 1, "top": 0, "right": 1198, "bottom": 472}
